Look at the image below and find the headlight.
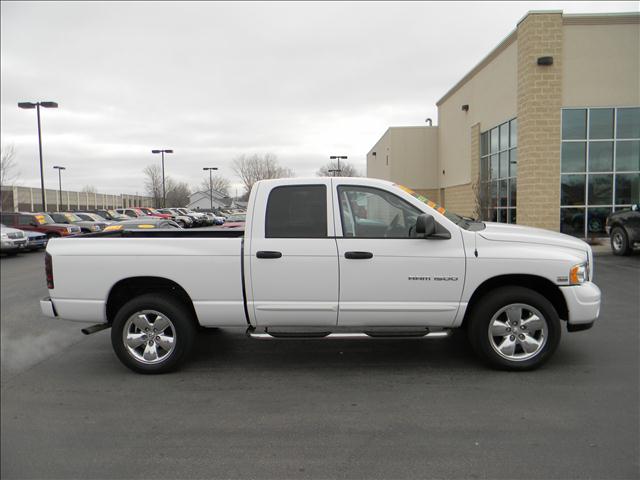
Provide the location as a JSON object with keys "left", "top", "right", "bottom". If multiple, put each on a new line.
{"left": 91, "top": 225, "right": 100, "bottom": 231}
{"left": 0, "top": 233, "right": 7, "bottom": 239}
{"left": 570, "top": 263, "right": 588, "bottom": 285}
{"left": 66, "top": 227, "right": 73, "bottom": 233}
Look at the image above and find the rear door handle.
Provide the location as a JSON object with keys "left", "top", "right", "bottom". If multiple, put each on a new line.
{"left": 344, "top": 251, "right": 373, "bottom": 260}
{"left": 256, "top": 251, "right": 282, "bottom": 259}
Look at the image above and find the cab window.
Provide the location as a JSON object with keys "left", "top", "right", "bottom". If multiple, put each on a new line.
{"left": 265, "top": 185, "right": 327, "bottom": 238}
{"left": 338, "top": 186, "right": 421, "bottom": 238}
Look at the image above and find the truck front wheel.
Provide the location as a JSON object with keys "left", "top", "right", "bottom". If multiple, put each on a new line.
{"left": 111, "top": 293, "right": 195, "bottom": 374}
{"left": 467, "top": 287, "right": 561, "bottom": 370}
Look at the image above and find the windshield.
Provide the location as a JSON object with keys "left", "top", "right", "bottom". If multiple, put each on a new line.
{"left": 35, "top": 214, "right": 55, "bottom": 225}
{"left": 395, "top": 184, "right": 478, "bottom": 230}
{"left": 64, "top": 213, "right": 83, "bottom": 222}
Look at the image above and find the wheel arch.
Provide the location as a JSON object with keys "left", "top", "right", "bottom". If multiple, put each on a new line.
{"left": 462, "top": 274, "right": 568, "bottom": 326}
{"left": 106, "top": 276, "right": 199, "bottom": 326}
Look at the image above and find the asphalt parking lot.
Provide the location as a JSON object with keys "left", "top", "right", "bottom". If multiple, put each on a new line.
{"left": 1, "top": 250, "right": 638, "bottom": 479}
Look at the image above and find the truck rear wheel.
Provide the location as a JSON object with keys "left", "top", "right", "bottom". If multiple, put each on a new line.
{"left": 111, "top": 293, "right": 195, "bottom": 374}
{"left": 467, "top": 287, "right": 561, "bottom": 371}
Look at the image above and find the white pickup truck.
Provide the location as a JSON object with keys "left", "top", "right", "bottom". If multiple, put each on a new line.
{"left": 41, "top": 177, "right": 601, "bottom": 373}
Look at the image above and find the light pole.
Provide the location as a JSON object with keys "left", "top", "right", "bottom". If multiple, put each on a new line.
{"left": 151, "top": 149, "right": 173, "bottom": 208}
{"left": 329, "top": 155, "right": 347, "bottom": 176}
{"left": 18, "top": 101, "right": 59, "bottom": 210}
{"left": 53, "top": 166, "right": 66, "bottom": 210}
{"left": 203, "top": 167, "right": 218, "bottom": 211}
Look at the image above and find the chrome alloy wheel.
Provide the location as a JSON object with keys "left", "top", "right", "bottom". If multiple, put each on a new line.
{"left": 122, "top": 310, "right": 177, "bottom": 364}
{"left": 612, "top": 231, "right": 624, "bottom": 252}
{"left": 488, "top": 303, "right": 548, "bottom": 361}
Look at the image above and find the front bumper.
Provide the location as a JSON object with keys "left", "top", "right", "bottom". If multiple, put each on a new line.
{"left": 559, "top": 282, "right": 601, "bottom": 326}
{"left": 1, "top": 239, "right": 27, "bottom": 252}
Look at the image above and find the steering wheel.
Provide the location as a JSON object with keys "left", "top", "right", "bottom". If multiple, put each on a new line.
{"left": 385, "top": 213, "right": 401, "bottom": 237}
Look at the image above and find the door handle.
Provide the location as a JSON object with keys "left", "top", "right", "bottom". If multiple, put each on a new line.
{"left": 344, "top": 251, "right": 373, "bottom": 260}
{"left": 256, "top": 251, "right": 282, "bottom": 259}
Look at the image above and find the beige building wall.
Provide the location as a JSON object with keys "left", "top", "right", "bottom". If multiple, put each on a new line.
{"left": 437, "top": 37, "right": 518, "bottom": 189}
{"left": 367, "top": 126, "right": 438, "bottom": 191}
{"left": 563, "top": 18, "right": 640, "bottom": 107}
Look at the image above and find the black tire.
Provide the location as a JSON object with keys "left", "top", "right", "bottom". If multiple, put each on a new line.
{"left": 177, "top": 220, "right": 186, "bottom": 228}
{"left": 111, "top": 293, "right": 196, "bottom": 374}
{"left": 610, "top": 226, "right": 632, "bottom": 256}
{"left": 467, "top": 286, "right": 561, "bottom": 371}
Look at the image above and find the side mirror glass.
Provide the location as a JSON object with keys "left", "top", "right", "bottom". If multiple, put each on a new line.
{"left": 415, "top": 214, "right": 436, "bottom": 237}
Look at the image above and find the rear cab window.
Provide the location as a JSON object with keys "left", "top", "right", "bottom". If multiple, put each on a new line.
{"left": 265, "top": 185, "right": 327, "bottom": 238}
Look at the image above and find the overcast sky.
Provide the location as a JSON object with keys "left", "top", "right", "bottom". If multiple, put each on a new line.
{"left": 1, "top": 1, "right": 638, "bottom": 196}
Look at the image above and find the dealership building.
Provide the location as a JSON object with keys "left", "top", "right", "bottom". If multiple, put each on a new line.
{"left": 367, "top": 11, "right": 639, "bottom": 237}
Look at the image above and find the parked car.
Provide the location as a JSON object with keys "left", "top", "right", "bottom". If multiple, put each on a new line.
{"left": 103, "top": 218, "right": 182, "bottom": 232}
{"left": 165, "top": 208, "right": 203, "bottom": 227}
{"left": 177, "top": 208, "right": 210, "bottom": 226}
{"left": 48, "top": 212, "right": 107, "bottom": 233}
{"left": 219, "top": 213, "right": 246, "bottom": 228}
{"left": 0, "top": 224, "right": 28, "bottom": 254}
{"left": 41, "top": 177, "right": 600, "bottom": 374}
{"left": 606, "top": 205, "right": 640, "bottom": 256}
{"left": 25, "top": 230, "right": 48, "bottom": 251}
{"left": 138, "top": 207, "right": 173, "bottom": 220}
{"left": 89, "top": 210, "right": 130, "bottom": 222}
{"left": 156, "top": 209, "right": 194, "bottom": 228}
{"left": 115, "top": 208, "right": 147, "bottom": 218}
{"left": 76, "top": 212, "right": 115, "bottom": 225}
{"left": 0, "top": 212, "right": 81, "bottom": 238}
{"left": 203, "top": 212, "right": 225, "bottom": 225}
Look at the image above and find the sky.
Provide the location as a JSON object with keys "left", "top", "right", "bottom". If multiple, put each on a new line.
{"left": 1, "top": 1, "right": 638, "bottom": 197}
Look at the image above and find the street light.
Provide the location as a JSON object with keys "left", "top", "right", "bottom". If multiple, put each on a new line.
{"left": 202, "top": 167, "right": 218, "bottom": 211}
{"left": 53, "top": 166, "right": 66, "bottom": 210}
{"left": 329, "top": 155, "right": 347, "bottom": 176}
{"left": 151, "top": 149, "right": 173, "bottom": 208}
{"left": 18, "top": 101, "right": 59, "bottom": 210}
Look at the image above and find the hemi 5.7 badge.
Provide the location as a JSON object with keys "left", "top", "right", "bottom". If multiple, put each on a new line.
{"left": 408, "top": 276, "right": 459, "bottom": 281}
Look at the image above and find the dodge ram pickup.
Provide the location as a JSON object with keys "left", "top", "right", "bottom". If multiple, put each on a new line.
{"left": 40, "top": 177, "right": 601, "bottom": 373}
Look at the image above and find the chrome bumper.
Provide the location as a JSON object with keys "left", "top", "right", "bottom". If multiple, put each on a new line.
{"left": 559, "top": 282, "right": 601, "bottom": 325}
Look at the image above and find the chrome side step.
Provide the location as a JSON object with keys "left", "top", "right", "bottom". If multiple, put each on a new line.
{"left": 246, "top": 328, "right": 451, "bottom": 340}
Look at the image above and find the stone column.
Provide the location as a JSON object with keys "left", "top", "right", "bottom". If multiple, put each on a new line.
{"left": 516, "top": 12, "right": 563, "bottom": 231}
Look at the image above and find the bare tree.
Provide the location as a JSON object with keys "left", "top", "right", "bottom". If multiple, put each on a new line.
{"left": 1, "top": 145, "right": 20, "bottom": 188}
{"left": 232, "top": 153, "right": 294, "bottom": 195}
{"left": 199, "top": 174, "right": 231, "bottom": 197}
{"left": 165, "top": 179, "right": 191, "bottom": 207}
{"left": 82, "top": 185, "right": 97, "bottom": 194}
{"left": 317, "top": 160, "right": 360, "bottom": 177}
{"left": 143, "top": 164, "right": 163, "bottom": 208}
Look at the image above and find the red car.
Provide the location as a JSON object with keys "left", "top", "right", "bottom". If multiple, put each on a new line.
{"left": 138, "top": 207, "right": 173, "bottom": 220}
{"left": 0, "top": 212, "right": 82, "bottom": 238}
{"left": 219, "top": 213, "right": 246, "bottom": 228}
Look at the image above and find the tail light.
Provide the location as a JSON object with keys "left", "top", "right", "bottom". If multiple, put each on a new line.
{"left": 45, "top": 252, "right": 54, "bottom": 289}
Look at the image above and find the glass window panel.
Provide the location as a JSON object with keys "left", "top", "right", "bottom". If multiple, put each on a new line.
{"left": 509, "top": 178, "right": 517, "bottom": 207}
{"left": 499, "top": 152, "right": 509, "bottom": 178}
{"left": 508, "top": 208, "right": 516, "bottom": 225}
{"left": 481, "top": 132, "right": 488, "bottom": 156}
{"left": 490, "top": 155, "right": 498, "bottom": 179}
{"left": 498, "top": 208, "right": 507, "bottom": 223}
{"left": 589, "top": 108, "right": 614, "bottom": 139}
{"left": 490, "top": 128, "right": 499, "bottom": 153}
{"left": 490, "top": 182, "right": 497, "bottom": 208}
{"left": 499, "top": 179, "right": 508, "bottom": 207}
{"left": 616, "top": 141, "right": 640, "bottom": 172}
{"left": 588, "top": 142, "right": 613, "bottom": 172}
{"left": 561, "top": 208, "right": 585, "bottom": 237}
{"left": 480, "top": 157, "right": 488, "bottom": 182}
{"left": 510, "top": 119, "right": 517, "bottom": 147}
{"left": 586, "top": 208, "right": 611, "bottom": 236}
{"left": 561, "top": 142, "right": 586, "bottom": 172}
{"left": 561, "top": 174, "right": 586, "bottom": 206}
{"left": 615, "top": 173, "right": 640, "bottom": 205}
{"left": 509, "top": 149, "right": 518, "bottom": 177}
{"left": 266, "top": 185, "right": 327, "bottom": 238}
{"left": 616, "top": 107, "right": 640, "bottom": 139}
{"left": 562, "top": 109, "right": 587, "bottom": 140}
{"left": 488, "top": 209, "right": 497, "bottom": 222}
{"left": 588, "top": 174, "right": 613, "bottom": 205}
{"left": 499, "top": 123, "right": 509, "bottom": 151}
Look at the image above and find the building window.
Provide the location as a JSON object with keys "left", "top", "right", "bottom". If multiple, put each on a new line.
{"left": 561, "top": 107, "right": 640, "bottom": 237}
{"left": 480, "top": 118, "right": 517, "bottom": 223}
